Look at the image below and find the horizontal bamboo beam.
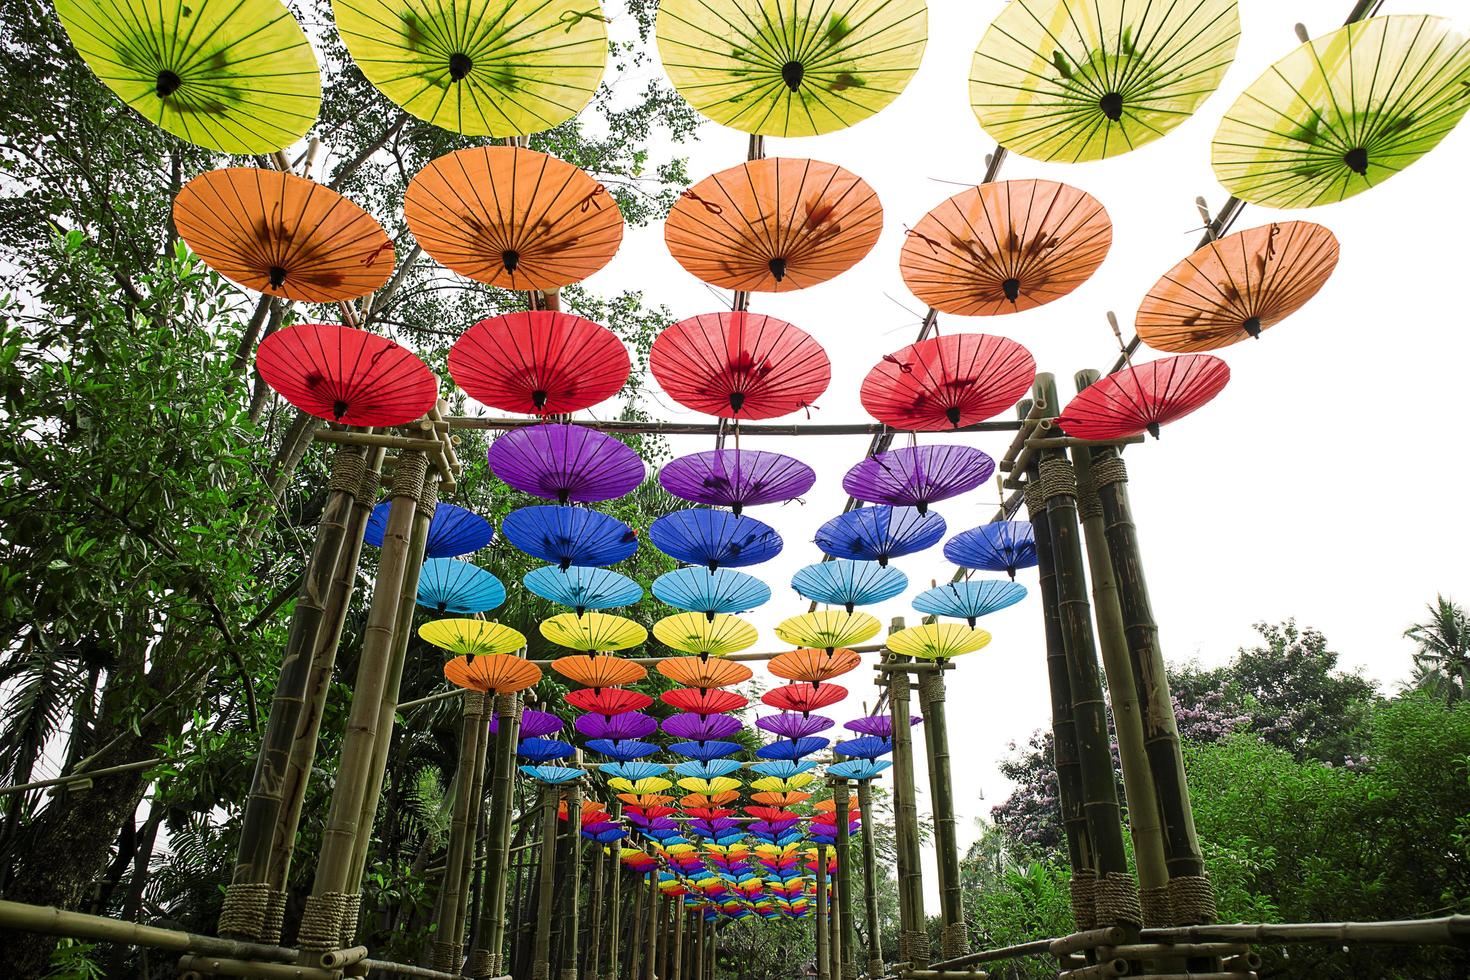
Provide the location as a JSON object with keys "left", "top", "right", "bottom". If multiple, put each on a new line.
{"left": 1139, "top": 916, "right": 1470, "bottom": 947}
{"left": 1049, "top": 928, "right": 1130, "bottom": 956}
{"left": 1024, "top": 435, "right": 1146, "bottom": 451}
{"left": 1098, "top": 941, "right": 1248, "bottom": 959}
{"left": 356, "top": 960, "right": 507, "bottom": 979}
{"left": 924, "top": 937, "right": 1054, "bottom": 969}
{"left": 0, "top": 899, "right": 298, "bottom": 962}
{"left": 897, "top": 971, "right": 991, "bottom": 979}
{"left": 0, "top": 757, "right": 166, "bottom": 796}
{"left": 177, "top": 954, "right": 335, "bottom": 979}
{"left": 446, "top": 417, "right": 1023, "bottom": 436}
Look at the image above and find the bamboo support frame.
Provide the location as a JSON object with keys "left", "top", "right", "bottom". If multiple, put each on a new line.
{"left": 856, "top": 780, "right": 884, "bottom": 977}
{"left": 628, "top": 872, "right": 646, "bottom": 980}
{"left": 430, "top": 691, "right": 485, "bottom": 969}
{"left": 816, "top": 844, "right": 831, "bottom": 980}
{"left": 886, "top": 616, "right": 928, "bottom": 967}
{"left": 833, "top": 776, "right": 855, "bottom": 980}
{"left": 532, "top": 786, "right": 559, "bottom": 980}
{"left": 586, "top": 832, "right": 605, "bottom": 980}
{"left": 561, "top": 780, "right": 584, "bottom": 980}
{"left": 605, "top": 838, "right": 623, "bottom": 980}
{"left": 446, "top": 417, "right": 1020, "bottom": 437}
{"left": 643, "top": 872, "right": 659, "bottom": 980}
{"left": 917, "top": 665, "right": 967, "bottom": 957}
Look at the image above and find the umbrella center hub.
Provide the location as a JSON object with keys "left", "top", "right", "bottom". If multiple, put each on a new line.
{"left": 944, "top": 405, "right": 962, "bottom": 427}
{"left": 1242, "top": 315, "right": 1262, "bottom": 339}
{"left": 728, "top": 390, "right": 746, "bottom": 412}
{"left": 768, "top": 256, "right": 787, "bottom": 281}
{"left": 449, "top": 52, "right": 473, "bottom": 81}
{"left": 1001, "top": 277, "right": 1021, "bottom": 301}
{"left": 155, "top": 69, "right": 183, "bottom": 98}
{"left": 501, "top": 249, "right": 521, "bottom": 273}
{"left": 267, "top": 265, "right": 288, "bottom": 288}
{"left": 781, "top": 60, "right": 805, "bottom": 91}
{"left": 531, "top": 388, "right": 549, "bottom": 409}
{"left": 332, "top": 399, "right": 349, "bottom": 420}
{"left": 1099, "top": 91, "right": 1124, "bottom": 121}
{"left": 1344, "top": 147, "right": 1369, "bottom": 175}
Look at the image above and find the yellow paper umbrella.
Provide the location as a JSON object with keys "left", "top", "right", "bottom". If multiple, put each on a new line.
{"left": 540, "top": 611, "right": 648, "bottom": 652}
{"left": 969, "top": 0, "right": 1239, "bottom": 163}
{"left": 678, "top": 776, "right": 744, "bottom": 795}
{"left": 653, "top": 613, "right": 759, "bottom": 656}
{"left": 1213, "top": 15, "right": 1470, "bottom": 209}
{"left": 607, "top": 776, "right": 674, "bottom": 794}
{"left": 419, "top": 618, "right": 527, "bottom": 657}
{"left": 885, "top": 622, "right": 990, "bottom": 661}
{"left": 332, "top": 0, "right": 607, "bottom": 137}
{"left": 656, "top": 0, "right": 927, "bottom": 137}
{"left": 54, "top": 0, "right": 320, "bottom": 153}
{"left": 774, "top": 610, "right": 880, "bottom": 651}
{"left": 749, "top": 773, "right": 814, "bottom": 792}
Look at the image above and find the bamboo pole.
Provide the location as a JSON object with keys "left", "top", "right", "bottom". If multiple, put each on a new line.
{"left": 886, "top": 617, "right": 929, "bottom": 967}
{"left": 470, "top": 693, "right": 521, "bottom": 977}
{"left": 446, "top": 417, "right": 1020, "bottom": 436}
{"left": 816, "top": 845, "right": 831, "bottom": 980}
{"left": 658, "top": 896, "right": 672, "bottom": 980}
{"left": 461, "top": 715, "right": 493, "bottom": 963}
{"left": 917, "top": 665, "right": 967, "bottom": 958}
{"left": 833, "top": 776, "right": 856, "bottom": 980}
{"left": 828, "top": 865, "right": 840, "bottom": 979}
{"left": 532, "top": 785, "right": 559, "bottom": 980}
{"left": 561, "top": 781, "right": 584, "bottom": 980}
{"left": 606, "top": 844, "right": 623, "bottom": 980}
{"left": 705, "top": 915, "right": 716, "bottom": 978}
{"left": 0, "top": 899, "right": 299, "bottom": 962}
{"left": 644, "top": 873, "right": 659, "bottom": 980}
{"left": 428, "top": 692, "right": 486, "bottom": 971}
{"left": 856, "top": 781, "right": 884, "bottom": 977}
{"left": 587, "top": 835, "right": 606, "bottom": 980}
{"left": 670, "top": 902, "right": 684, "bottom": 980}
{"left": 628, "top": 873, "right": 647, "bottom": 980}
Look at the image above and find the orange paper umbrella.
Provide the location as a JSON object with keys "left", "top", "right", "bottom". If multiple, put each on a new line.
{"left": 750, "top": 790, "right": 812, "bottom": 807}
{"left": 860, "top": 333, "right": 1036, "bottom": 430}
{"left": 405, "top": 146, "right": 623, "bottom": 290}
{"left": 664, "top": 158, "right": 882, "bottom": 293}
{"left": 1136, "top": 221, "right": 1340, "bottom": 353}
{"left": 174, "top": 168, "right": 394, "bottom": 302}
{"left": 768, "top": 648, "right": 862, "bottom": 684}
{"left": 656, "top": 656, "right": 754, "bottom": 689}
{"left": 445, "top": 653, "right": 542, "bottom": 693}
{"left": 900, "top": 180, "right": 1111, "bottom": 316}
{"left": 681, "top": 791, "right": 742, "bottom": 808}
{"left": 551, "top": 655, "right": 648, "bottom": 688}
{"left": 620, "top": 793, "right": 677, "bottom": 807}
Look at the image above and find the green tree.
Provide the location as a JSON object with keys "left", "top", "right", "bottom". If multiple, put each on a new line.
{"left": 1405, "top": 596, "right": 1470, "bottom": 706}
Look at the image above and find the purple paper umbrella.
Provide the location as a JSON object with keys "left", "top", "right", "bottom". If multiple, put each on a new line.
{"left": 749, "top": 819, "right": 800, "bottom": 836}
{"left": 844, "top": 715, "right": 921, "bottom": 738}
{"left": 575, "top": 712, "right": 659, "bottom": 741}
{"left": 756, "top": 713, "right": 835, "bottom": 740}
{"left": 644, "top": 817, "right": 680, "bottom": 831}
{"left": 582, "top": 820, "right": 621, "bottom": 835}
{"left": 492, "top": 708, "right": 562, "bottom": 738}
{"left": 691, "top": 817, "right": 743, "bottom": 833}
{"left": 842, "top": 445, "right": 995, "bottom": 514}
{"left": 659, "top": 449, "right": 816, "bottom": 516}
{"left": 663, "top": 712, "right": 744, "bottom": 741}
{"left": 488, "top": 423, "right": 645, "bottom": 504}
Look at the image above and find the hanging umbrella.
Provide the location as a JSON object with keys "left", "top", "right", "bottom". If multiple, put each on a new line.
{"left": 488, "top": 424, "right": 645, "bottom": 503}
{"left": 518, "top": 738, "right": 575, "bottom": 762}
{"left": 444, "top": 653, "right": 542, "bottom": 693}
{"left": 659, "top": 449, "right": 815, "bottom": 515}
{"left": 944, "top": 521, "right": 1037, "bottom": 579}
{"left": 845, "top": 715, "right": 919, "bottom": 737}
{"left": 861, "top": 334, "right": 1037, "bottom": 430}
{"left": 651, "top": 312, "right": 830, "bottom": 420}
{"left": 657, "top": 656, "right": 754, "bottom": 689}
{"left": 1212, "top": 15, "right": 1470, "bottom": 209}
{"left": 406, "top": 146, "right": 623, "bottom": 289}
{"left": 662, "top": 688, "right": 748, "bottom": 714}
{"left": 1056, "top": 354, "right": 1230, "bottom": 439}
{"left": 842, "top": 445, "right": 995, "bottom": 514}
{"left": 652, "top": 568, "right": 772, "bottom": 621}
{"left": 540, "top": 611, "right": 648, "bottom": 652}
{"left": 255, "top": 324, "right": 437, "bottom": 426}
{"left": 761, "top": 683, "right": 846, "bottom": 714}
{"left": 756, "top": 714, "right": 834, "bottom": 739}
{"left": 493, "top": 708, "right": 562, "bottom": 738}
{"left": 333, "top": 0, "right": 606, "bottom": 137}
{"left": 835, "top": 735, "right": 892, "bottom": 759}
{"left": 671, "top": 741, "right": 745, "bottom": 762}
{"left": 814, "top": 506, "right": 946, "bottom": 566}
{"left": 577, "top": 712, "right": 661, "bottom": 741}
{"left": 594, "top": 740, "right": 661, "bottom": 760}
{"left": 655, "top": 0, "right": 927, "bottom": 137}
{"left": 653, "top": 613, "right": 759, "bottom": 656}
{"left": 649, "top": 510, "right": 782, "bottom": 571}
{"left": 366, "top": 501, "right": 493, "bottom": 558}
{"left": 749, "top": 760, "right": 818, "bottom": 779}
{"left": 419, "top": 619, "right": 527, "bottom": 658}
{"left": 913, "top": 579, "right": 1027, "bottom": 627}
{"left": 790, "top": 560, "right": 907, "bottom": 612}
{"left": 605, "top": 775, "right": 673, "bottom": 795}
{"left": 174, "top": 169, "right": 394, "bottom": 302}
{"left": 449, "top": 311, "right": 630, "bottom": 416}
{"left": 679, "top": 776, "right": 743, "bottom": 796}
{"left": 551, "top": 655, "right": 648, "bottom": 688}
{"left": 523, "top": 565, "right": 644, "bottom": 615}
{"left": 603, "top": 761, "right": 669, "bottom": 780}
{"left": 757, "top": 736, "right": 829, "bottom": 761}
{"left": 417, "top": 558, "right": 506, "bottom": 614}
{"left": 521, "top": 764, "right": 585, "bottom": 784}
{"left": 826, "top": 759, "right": 891, "bottom": 780}
{"left": 886, "top": 622, "right": 991, "bottom": 661}
{"left": 55, "top": 0, "right": 320, "bottom": 153}
{"left": 969, "top": 0, "right": 1240, "bottom": 163}
{"left": 501, "top": 505, "right": 637, "bottom": 569}
{"left": 566, "top": 688, "right": 654, "bottom": 715}
{"left": 663, "top": 713, "right": 744, "bottom": 741}
{"left": 768, "top": 648, "right": 862, "bottom": 684}
{"left": 899, "top": 181, "right": 1112, "bottom": 316}
{"left": 1136, "top": 221, "right": 1340, "bottom": 352}
{"left": 774, "top": 611, "right": 880, "bottom": 652}
{"left": 664, "top": 158, "right": 883, "bottom": 292}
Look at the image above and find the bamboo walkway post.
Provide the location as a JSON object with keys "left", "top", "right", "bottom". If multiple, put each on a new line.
{"left": 628, "top": 872, "right": 647, "bottom": 980}
{"left": 885, "top": 617, "right": 929, "bottom": 967}
{"left": 917, "top": 664, "right": 967, "bottom": 958}
{"left": 815, "top": 845, "right": 831, "bottom": 980}
{"left": 460, "top": 717, "right": 492, "bottom": 960}
{"left": 469, "top": 691, "right": 521, "bottom": 978}
{"left": 833, "top": 776, "right": 856, "bottom": 980}
{"left": 532, "top": 786, "right": 560, "bottom": 980}
{"left": 692, "top": 909, "right": 705, "bottom": 980}
{"left": 561, "top": 781, "right": 583, "bottom": 980}
{"left": 605, "top": 844, "right": 623, "bottom": 980}
{"left": 670, "top": 901, "right": 684, "bottom": 980}
{"left": 706, "top": 916, "right": 716, "bottom": 978}
{"left": 643, "top": 873, "right": 659, "bottom": 980}
{"left": 828, "top": 869, "right": 840, "bottom": 978}
{"left": 298, "top": 450, "right": 428, "bottom": 962}
{"left": 586, "top": 835, "right": 605, "bottom": 980}
{"left": 856, "top": 780, "right": 883, "bottom": 977}
{"left": 658, "top": 895, "right": 672, "bottom": 980}
{"left": 428, "top": 692, "right": 486, "bottom": 971}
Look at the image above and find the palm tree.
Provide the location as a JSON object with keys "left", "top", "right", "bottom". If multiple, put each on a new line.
{"left": 1404, "top": 595, "right": 1470, "bottom": 705}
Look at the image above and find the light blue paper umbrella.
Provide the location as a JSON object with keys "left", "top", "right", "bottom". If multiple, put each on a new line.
{"left": 524, "top": 565, "right": 644, "bottom": 614}
{"left": 827, "top": 758, "right": 892, "bottom": 781}
{"left": 790, "top": 559, "right": 907, "bottom": 611}
{"left": 520, "top": 764, "right": 584, "bottom": 785}
{"left": 417, "top": 558, "right": 506, "bottom": 614}
{"left": 652, "top": 567, "right": 772, "bottom": 620}
{"left": 913, "top": 579, "right": 1028, "bottom": 626}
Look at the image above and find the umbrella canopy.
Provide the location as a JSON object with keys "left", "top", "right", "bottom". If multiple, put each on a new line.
{"left": 969, "top": 0, "right": 1240, "bottom": 163}
{"left": 449, "top": 311, "right": 630, "bottom": 416}
{"left": 255, "top": 324, "right": 437, "bottom": 426}
{"left": 366, "top": 501, "right": 493, "bottom": 558}
{"left": 577, "top": 712, "right": 660, "bottom": 741}
{"left": 657, "top": 656, "right": 755, "bottom": 689}
{"left": 774, "top": 611, "right": 880, "bottom": 652}
{"left": 174, "top": 169, "right": 394, "bottom": 302}
{"left": 672, "top": 740, "right": 745, "bottom": 761}
{"left": 835, "top": 735, "right": 892, "bottom": 759}
{"left": 653, "top": 568, "right": 772, "bottom": 620}
{"left": 417, "top": 558, "right": 506, "bottom": 614}
{"left": 1056, "top": 354, "right": 1230, "bottom": 440}
{"left": 488, "top": 424, "right": 644, "bottom": 503}
{"left": 521, "top": 764, "right": 585, "bottom": 785}
{"left": 762, "top": 683, "right": 846, "bottom": 714}
{"left": 655, "top": 0, "right": 927, "bottom": 137}
{"left": 814, "top": 506, "right": 946, "bottom": 566}
{"left": 756, "top": 713, "right": 834, "bottom": 739}
{"left": 540, "top": 612, "right": 648, "bottom": 652}
{"left": 551, "top": 655, "right": 649, "bottom": 688}
{"left": 565, "top": 688, "right": 654, "bottom": 715}
{"left": 913, "top": 579, "right": 1027, "bottom": 626}
{"left": 444, "top": 653, "right": 542, "bottom": 693}
{"left": 517, "top": 738, "right": 575, "bottom": 762}
{"left": 757, "top": 736, "right": 829, "bottom": 760}
{"left": 944, "top": 521, "right": 1037, "bottom": 579}
{"left": 603, "top": 761, "right": 669, "bottom": 780}
{"left": 861, "top": 333, "right": 1036, "bottom": 430}
{"left": 664, "top": 158, "right": 883, "bottom": 292}
{"left": 501, "top": 505, "right": 638, "bottom": 569}
{"left": 768, "top": 648, "right": 862, "bottom": 684}
{"left": 842, "top": 445, "right": 994, "bottom": 514}
{"left": 420, "top": 619, "right": 527, "bottom": 657}
{"left": 405, "top": 146, "right": 623, "bottom": 289}
{"left": 651, "top": 312, "right": 830, "bottom": 420}
{"left": 886, "top": 622, "right": 992, "bottom": 661}
{"left": 55, "top": 0, "right": 319, "bottom": 153}
{"left": 1136, "top": 221, "right": 1340, "bottom": 352}
{"left": 1212, "top": 15, "right": 1470, "bottom": 209}
{"left": 826, "top": 759, "right": 891, "bottom": 781}
{"left": 659, "top": 449, "right": 815, "bottom": 515}
{"left": 654, "top": 613, "right": 760, "bottom": 656}
{"left": 524, "top": 565, "right": 644, "bottom": 614}
{"left": 333, "top": 0, "right": 606, "bottom": 137}
{"left": 662, "top": 688, "right": 749, "bottom": 714}
{"left": 649, "top": 510, "right": 782, "bottom": 571}
{"left": 494, "top": 708, "right": 562, "bottom": 738}
{"left": 899, "top": 180, "right": 1112, "bottom": 316}
{"left": 664, "top": 713, "right": 744, "bottom": 741}
{"left": 592, "top": 739, "right": 661, "bottom": 760}
{"left": 845, "top": 715, "right": 919, "bottom": 736}
{"left": 790, "top": 560, "right": 907, "bottom": 612}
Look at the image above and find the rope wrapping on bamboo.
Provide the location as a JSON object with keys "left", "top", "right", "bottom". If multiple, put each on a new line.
{"left": 493, "top": 692, "right": 517, "bottom": 716}
{"left": 297, "top": 892, "right": 346, "bottom": 952}
{"left": 339, "top": 892, "right": 362, "bottom": 948}
{"left": 901, "top": 929, "right": 929, "bottom": 965}
{"left": 1141, "top": 886, "right": 1172, "bottom": 928}
{"left": 467, "top": 947, "right": 492, "bottom": 979}
{"left": 261, "top": 888, "right": 287, "bottom": 944}
{"left": 1095, "top": 871, "right": 1143, "bottom": 928}
{"left": 532, "top": 964, "right": 550, "bottom": 980}
{"left": 1076, "top": 466, "right": 1102, "bottom": 521}
{"left": 1069, "top": 871, "right": 1097, "bottom": 931}
{"left": 329, "top": 449, "right": 366, "bottom": 493}
{"left": 1023, "top": 481, "right": 1045, "bottom": 517}
{"left": 391, "top": 450, "right": 429, "bottom": 498}
{"left": 217, "top": 881, "right": 270, "bottom": 940}
{"left": 355, "top": 462, "right": 382, "bottom": 507}
{"left": 559, "top": 970, "right": 577, "bottom": 980}
{"left": 941, "top": 920, "right": 969, "bottom": 959}
{"left": 1167, "top": 873, "right": 1218, "bottom": 926}
{"left": 1039, "top": 457, "right": 1078, "bottom": 502}
{"left": 462, "top": 690, "right": 487, "bottom": 715}
{"left": 417, "top": 468, "right": 441, "bottom": 511}
{"left": 1090, "top": 454, "right": 1128, "bottom": 489}
{"left": 429, "top": 940, "right": 458, "bottom": 972}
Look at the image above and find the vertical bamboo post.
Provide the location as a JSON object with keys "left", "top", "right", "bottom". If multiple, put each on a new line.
{"left": 670, "top": 901, "right": 684, "bottom": 980}
{"left": 587, "top": 837, "right": 606, "bottom": 980}
{"left": 832, "top": 776, "right": 855, "bottom": 980}
{"left": 692, "top": 908, "right": 705, "bottom": 980}
{"left": 532, "top": 785, "right": 559, "bottom": 980}
{"left": 605, "top": 845, "right": 623, "bottom": 980}
{"left": 468, "top": 690, "right": 520, "bottom": 977}
{"left": 828, "top": 866, "right": 840, "bottom": 978}
{"left": 628, "top": 871, "right": 647, "bottom": 980}
{"left": 659, "top": 895, "right": 673, "bottom": 980}
{"left": 705, "top": 915, "right": 716, "bottom": 978}
{"left": 428, "top": 691, "right": 484, "bottom": 971}
{"left": 917, "top": 663, "right": 967, "bottom": 959}
{"left": 815, "top": 845, "right": 830, "bottom": 980}
{"left": 855, "top": 780, "right": 883, "bottom": 977}
{"left": 644, "top": 873, "right": 659, "bottom": 980}
{"left": 460, "top": 714, "right": 492, "bottom": 959}
{"left": 298, "top": 450, "right": 428, "bottom": 962}
{"left": 561, "top": 780, "right": 584, "bottom": 980}
{"left": 886, "top": 616, "right": 928, "bottom": 967}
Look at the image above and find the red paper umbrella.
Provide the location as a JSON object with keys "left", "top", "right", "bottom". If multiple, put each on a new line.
{"left": 762, "top": 683, "right": 847, "bottom": 714}
{"left": 256, "top": 324, "right": 438, "bottom": 426}
{"left": 448, "top": 311, "right": 630, "bottom": 415}
{"left": 1056, "top": 355, "right": 1231, "bottom": 440}
{"left": 662, "top": 688, "right": 748, "bottom": 714}
{"left": 565, "top": 688, "right": 654, "bottom": 715}
{"left": 861, "top": 333, "right": 1036, "bottom": 430}
{"left": 651, "top": 312, "right": 830, "bottom": 420}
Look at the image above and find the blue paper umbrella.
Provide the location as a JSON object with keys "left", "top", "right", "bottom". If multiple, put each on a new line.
{"left": 518, "top": 737, "right": 575, "bottom": 762}
{"left": 585, "top": 827, "right": 627, "bottom": 843}
{"left": 913, "top": 579, "right": 1027, "bottom": 626}
{"left": 652, "top": 567, "right": 772, "bottom": 620}
{"left": 671, "top": 758, "right": 743, "bottom": 778}
{"left": 416, "top": 558, "right": 506, "bottom": 614}
{"left": 649, "top": 510, "right": 782, "bottom": 572}
{"left": 366, "top": 501, "right": 493, "bottom": 558}
{"left": 524, "top": 565, "right": 643, "bottom": 614}
{"left": 586, "top": 738, "right": 660, "bottom": 760}
{"left": 827, "top": 758, "right": 892, "bottom": 781}
{"left": 755, "top": 736, "right": 829, "bottom": 760}
{"left": 519, "top": 764, "right": 584, "bottom": 784}
{"left": 943, "top": 520, "right": 1038, "bottom": 579}
{"left": 835, "top": 735, "right": 892, "bottom": 760}
{"left": 501, "top": 505, "right": 637, "bottom": 569}
{"left": 600, "top": 760, "right": 668, "bottom": 780}
{"left": 670, "top": 739, "right": 743, "bottom": 761}
{"left": 814, "top": 506, "right": 945, "bottom": 566}
{"left": 790, "top": 559, "right": 907, "bottom": 612}
{"left": 748, "top": 759, "right": 818, "bottom": 778}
